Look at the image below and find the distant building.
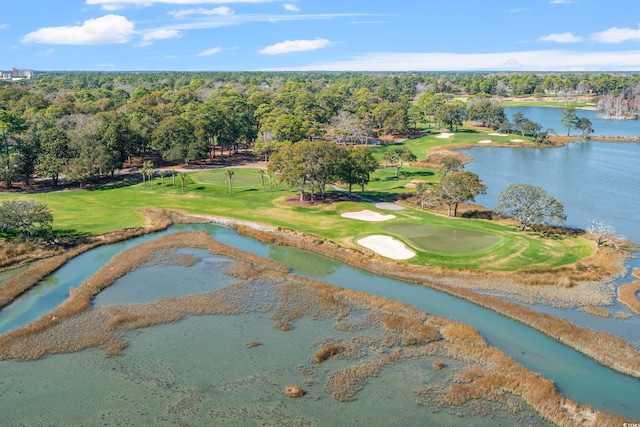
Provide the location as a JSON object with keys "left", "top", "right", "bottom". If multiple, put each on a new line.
{"left": 12, "top": 68, "right": 34, "bottom": 79}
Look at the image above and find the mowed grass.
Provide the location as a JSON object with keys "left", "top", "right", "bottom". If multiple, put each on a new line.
{"left": 0, "top": 131, "right": 594, "bottom": 272}
{"left": 382, "top": 223, "right": 500, "bottom": 255}
{"left": 191, "top": 168, "right": 267, "bottom": 188}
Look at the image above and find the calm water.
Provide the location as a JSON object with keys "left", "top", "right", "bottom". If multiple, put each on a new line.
{"left": 504, "top": 106, "right": 640, "bottom": 137}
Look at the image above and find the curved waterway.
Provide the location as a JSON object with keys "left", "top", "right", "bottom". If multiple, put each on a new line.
{"left": 1, "top": 223, "right": 639, "bottom": 420}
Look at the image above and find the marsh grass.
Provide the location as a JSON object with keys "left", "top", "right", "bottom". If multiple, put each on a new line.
{"left": 0, "top": 230, "right": 633, "bottom": 424}
{"left": 314, "top": 343, "right": 346, "bottom": 363}
{"left": 618, "top": 281, "right": 640, "bottom": 315}
{"left": 237, "top": 223, "right": 640, "bottom": 379}
{"left": 581, "top": 305, "right": 611, "bottom": 318}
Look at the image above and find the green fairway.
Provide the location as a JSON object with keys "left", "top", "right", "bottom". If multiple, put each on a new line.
{"left": 382, "top": 223, "right": 500, "bottom": 255}
{"left": 192, "top": 169, "right": 266, "bottom": 188}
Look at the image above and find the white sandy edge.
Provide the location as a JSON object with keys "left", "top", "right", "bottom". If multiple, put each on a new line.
{"left": 357, "top": 235, "right": 416, "bottom": 260}
{"left": 478, "top": 140, "right": 492, "bottom": 144}
{"left": 510, "top": 139, "right": 524, "bottom": 142}
{"left": 341, "top": 210, "right": 396, "bottom": 222}
{"left": 435, "top": 133, "right": 454, "bottom": 139}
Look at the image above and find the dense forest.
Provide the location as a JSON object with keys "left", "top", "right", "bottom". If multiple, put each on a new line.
{"left": 1, "top": 71, "right": 638, "bottom": 189}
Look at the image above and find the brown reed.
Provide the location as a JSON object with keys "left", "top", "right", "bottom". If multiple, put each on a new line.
{"left": 618, "top": 280, "right": 640, "bottom": 315}
{"left": 284, "top": 384, "right": 304, "bottom": 398}
{"left": 314, "top": 343, "right": 345, "bottom": 363}
{"left": 432, "top": 360, "right": 446, "bottom": 370}
{"left": 581, "top": 305, "right": 611, "bottom": 318}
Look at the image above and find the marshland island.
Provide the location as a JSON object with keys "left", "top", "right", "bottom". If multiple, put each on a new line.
{"left": 1, "top": 71, "right": 640, "bottom": 426}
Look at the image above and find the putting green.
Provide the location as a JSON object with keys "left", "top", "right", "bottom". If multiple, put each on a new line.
{"left": 192, "top": 169, "right": 265, "bottom": 188}
{"left": 382, "top": 223, "right": 500, "bottom": 255}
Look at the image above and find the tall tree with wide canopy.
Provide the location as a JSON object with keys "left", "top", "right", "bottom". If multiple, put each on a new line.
{"left": 433, "top": 171, "right": 487, "bottom": 217}
{"left": 153, "top": 116, "right": 206, "bottom": 165}
{"left": 383, "top": 146, "right": 416, "bottom": 178}
{"left": 496, "top": 184, "right": 566, "bottom": 231}
{"left": 337, "top": 146, "right": 378, "bottom": 193}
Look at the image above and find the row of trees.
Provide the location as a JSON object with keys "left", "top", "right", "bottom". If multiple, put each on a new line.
{"left": 10, "top": 70, "right": 639, "bottom": 100}
{"left": 267, "top": 141, "right": 378, "bottom": 201}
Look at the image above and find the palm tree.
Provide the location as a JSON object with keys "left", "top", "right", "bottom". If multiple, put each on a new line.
{"left": 158, "top": 170, "right": 166, "bottom": 192}
{"left": 179, "top": 172, "right": 186, "bottom": 192}
{"left": 258, "top": 169, "right": 266, "bottom": 192}
{"left": 225, "top": 169, "right": 234, "bottom": 195}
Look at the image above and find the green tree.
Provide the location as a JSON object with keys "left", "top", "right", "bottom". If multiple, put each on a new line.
{"left": 496, "top": 184, "right": 566, "bottom": 231}
{"left": 439, "top": 155, "right": 464, "bottom": 177}
{"left": 436, "top": 101, "right": 467, "bottom": 132}
{"left": 576, "top": 117, "right": 594, "bottom": 138}
{"left": 37, "top": 127, "right": 70, "bottom": 186}
{"left": 433, "top": 171, "right": 487, "bottom": 217}
{"left": 561, "top": 105, "right": 578, "bottom": 136}
{"left": 153, "top": 116, "right": 206, "bottom": 165}
{"left": 0, "top": 198, "right": 53, "bottom": 240}
{"left": 338, "top": 146, "right": 379, "bottom": 193}
{"left": 0, "top": 110, "right": 28, "bottom": 187}
{"left": 383, "top": 146, "right": 416, "bottom": 178}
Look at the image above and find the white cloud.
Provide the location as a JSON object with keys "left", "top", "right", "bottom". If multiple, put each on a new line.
{"left": 549, "top": 0, "right": 577, "bottom": 4}
{"left": 197, "top": 46, "right": 223, "bottom": 56}
{"left": 591, "top": 25, "right": 640, "bottom": 43}
{"left": 86, "top": 0, "right": 278, "bottom": 9}
{"left": 266, "top": 50, "right": 640, "bottom": 72}
{"left": 139, "top": 28, "right": 181, "bottom": 46}
{"left": 22, "top": 15, "right": 135, "bottom": 45}
{"left": 539, "top": 32, "right": 583, "bottom": 43}
{"left": 0, "top": 24, "right": 9, "bottom": 30}
{"left": 170, "top": 6, "right": 233, "bottom": 18}
{"left": 509, "top": 8, "right": 530, "bottom": 13}
{"left": 284, "top": 4, "right": 300, "bottom": 12}
{"left": 259, "top": 38, "right": 331, "bottom": 54}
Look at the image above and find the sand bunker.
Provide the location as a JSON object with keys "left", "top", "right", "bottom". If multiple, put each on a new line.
{"left": 510, "top": 139, "right": 524, "bottom": 142}
{"left": 357, "top": 235, "right": 415, "bottom": 260}
{"left": 488, "top": 133, "right": 508, "bottom": 136}
{"left": 374, "top": 202, "right": 406, "bottom": 211}
{"left": 341, "top": 210, "right": 396, "bottom": 222}
{"left": 435, "top": 133, "right": 454, "bottom": 139}
{"left": 478, "top": 140, "right": 492, "bottom": 144}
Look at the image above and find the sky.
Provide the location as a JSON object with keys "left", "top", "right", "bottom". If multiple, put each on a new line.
{"left": 2, "top": 0, "right": 640, "bottom": 72}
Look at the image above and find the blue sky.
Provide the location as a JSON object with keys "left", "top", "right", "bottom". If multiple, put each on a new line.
{"left": 2, "top": 0, "right": 640, "bottom": 72}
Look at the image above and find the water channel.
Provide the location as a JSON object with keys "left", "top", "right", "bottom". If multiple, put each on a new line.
{"left": 1, "top": 106, "right": 640, "bottom": 423}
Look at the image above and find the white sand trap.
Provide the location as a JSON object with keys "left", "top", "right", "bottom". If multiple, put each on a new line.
{"left": 510, "top": 139, "right": 524, "bottom": 142}
{"left": 375, "top": 202, "right": 406, "bottom": 211}
{"left": 358, "top": 235, "right": 416, "bottom": 260}
{"left": 488, "top": 133, "right": 508, "bottom": 136}
{"left": 478, "top": 140, "right": 492, "bottom": 144}
{"left": 435, "top": 133, "right": 454, "bottom": 139}
{"left": 341, "top": 210, "right": 396, "bottom": 222}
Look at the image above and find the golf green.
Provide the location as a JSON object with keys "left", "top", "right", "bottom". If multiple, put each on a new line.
{"left": 382, "top": 223, "right": 500, "bottom": 255}
{"left": 192, "top": 169, "right": 265, "bottom": 188}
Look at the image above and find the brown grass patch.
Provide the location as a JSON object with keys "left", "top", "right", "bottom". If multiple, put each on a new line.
{"left": 441, "top": 322, "right": 487, "bottom": 347}
{"left": 377, "top": 313, "right": 440, "bottom": 345}
{"left": 580, "top": 305, "right": 611, "bottom": 318}
{"left": 433, "top": 360, "right": 446, "bottom": 370}
{"left": 284, "top": 384, "right": 304, "bottom": 398}
{"left": 314, "top": 343, "right": 346, "bottom": 363}
{"left": 618, "top": 280, "right": 640, "bottom": 315}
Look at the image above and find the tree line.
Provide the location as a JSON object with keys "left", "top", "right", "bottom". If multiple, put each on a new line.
{"left": 0, "top": 71, "right": 615, "bottom": 188}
